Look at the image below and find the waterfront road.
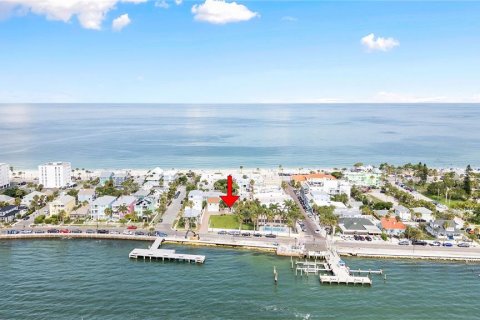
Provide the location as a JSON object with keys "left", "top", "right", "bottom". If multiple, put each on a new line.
{"left": 158, "top": 185, "right": 186, "bottom": 228}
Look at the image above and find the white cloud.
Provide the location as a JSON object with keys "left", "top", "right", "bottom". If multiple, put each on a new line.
{"left": 361, "top": 33, "right": 399, "bottom": 52}
{"left": 1, "top": 0, "right": 146, "bottom": 30}
{"left": 191, "top": 0, "right": 259, "bottom": 25}
{"left": 372, "top": 91, "right": 448, "bottom": 103}
{"left": 112, "top": 13, "right": 130, "bottom": 31}
{"left": 281, "top": 16, "right": 297, "bottom": 22}
{"left": 175, "top": 0, "right": 183, "bottom": 5}
{"left": 155, "top": 0, "right": 169, "bottom": 9}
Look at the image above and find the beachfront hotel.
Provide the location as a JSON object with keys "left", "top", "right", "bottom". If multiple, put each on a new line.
{"left": 38, "top": 162, "right": 72, "bottom": 189}
{"left": 0, "top": 163, "right": 10, "bottom": 190}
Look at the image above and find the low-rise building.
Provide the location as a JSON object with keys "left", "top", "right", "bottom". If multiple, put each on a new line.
{"left": 78, "top": 189, "right": 96, "bottom": 204}
{"left": 21, "top": 191, "right": 47, "bottom": 207}
{"left": 0, "top": 194, "right": 15, "bottom": 205}
{"left": 112, "top": 195, "right": 137, "bottom": 219}
{"left": 338, "top": 217, "right": 382, "bottom": 235}
{"left": 70, "top": 205, "right": 90, "bottom": 220}
{"left": 135, "top": 196, "right": 156, "bottom": 217}
{"left": 49, "top": 195, "right": 76, "bottom": 216}
{"left": 206, "top": 197, "right": 220, "bottom": 212}
{"left": 343, "top": 170, "right": 382, "bottom": 188}
{"left": 426, "top": 219, "right": 462, "bottom": 240}
{"left": 380, "top": 217, "right": 406, "bottom": 236}
{"left": 393, "top": 205, "right": 411, "bottom": 221}
{"left": 412, "top": 207, "right": 434, "bottom": 222}
{"left": 90, "top": 195, "right": 116, "bottom": 220}
{"left": 0, "top": 205, "right": 19, "bottom": 222}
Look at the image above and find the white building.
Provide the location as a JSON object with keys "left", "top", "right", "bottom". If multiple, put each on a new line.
{"left": 0, "top": 163, "right": 10, "bottom": 189}
{"left": 38, "top": 162, "right": 72, "bottom": 188}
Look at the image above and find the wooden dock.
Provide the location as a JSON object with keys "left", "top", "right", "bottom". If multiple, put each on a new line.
{"left": 129, "top": 237, "right": 206, "bottom": 264}
{"left": 319, "top": 250, "right": 373, "bottom": 286}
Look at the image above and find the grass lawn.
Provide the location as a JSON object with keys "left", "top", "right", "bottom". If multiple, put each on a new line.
{"left": 422, "top": 194, "right": 465, "bottom": 208}
{"left": 209, "top": 215, "right": 254, "bottom": 230}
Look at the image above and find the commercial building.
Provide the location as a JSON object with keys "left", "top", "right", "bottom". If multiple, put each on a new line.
{"left": 0, "top": 163, "right": 10, "bottom": 189}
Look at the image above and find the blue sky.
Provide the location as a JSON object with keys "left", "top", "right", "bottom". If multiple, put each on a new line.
{"left": 0, "top": 0, "right": 479, "bottom": 103}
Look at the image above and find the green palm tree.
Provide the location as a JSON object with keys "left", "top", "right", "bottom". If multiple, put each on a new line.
{"left": 104, "top": 208, "right": 113, "bottom": 220}
{"left": 117, "top": 204, "right": 129, "bottom": 219}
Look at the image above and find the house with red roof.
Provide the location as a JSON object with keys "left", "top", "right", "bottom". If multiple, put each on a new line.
{"left": 381, "top": 217, "right": 406, "bottom": 236}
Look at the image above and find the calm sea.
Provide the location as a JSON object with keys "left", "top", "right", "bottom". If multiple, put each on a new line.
{"left": 0, "top": 239, "right": 479, "bottom": 320}
{"left": 1, "top": 104, "right": 479, "bottom": 169}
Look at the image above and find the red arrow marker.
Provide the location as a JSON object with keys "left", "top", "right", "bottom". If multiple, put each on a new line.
{"left": 220, "top": 175, "right": 239, "bottom": 208}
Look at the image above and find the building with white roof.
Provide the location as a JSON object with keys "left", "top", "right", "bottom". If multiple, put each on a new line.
{"left": 0, "top": 163, "right": 10, "bottom": 189}
{"left": 38, "top": 162, "right": 72, "bottom": 188}
{"left": 90, "top": 196, "right": 116, "bottom": 220}
{"left": 49, "top": 195, "right": 76, "bottom": 216}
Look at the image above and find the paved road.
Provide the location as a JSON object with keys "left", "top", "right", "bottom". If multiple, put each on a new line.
{"left": 285, "top": 184, "right": 326, "bottom": 241}
{"left": 368, "top": 189, "right": 399, "bottom": 206}
{"left": 158, "top": 185, "right": 185, "bottom": 227}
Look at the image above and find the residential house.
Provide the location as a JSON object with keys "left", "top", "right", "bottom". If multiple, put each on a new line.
{"left": 112, "top": 195, "right": 137, "bottom": 219}
{"left": 334, "top": 208, "right": 363, "bottom": 218}
{"left": 134, "top": 189, "right": 150, "bottom": 200}
{"left": 381, "top": 217, "right": 406, "bottom": 236}
{"left": 393, "top": 205, "right": 411, "bottom": 221}
{"left": 426, "top": 219, "right": 462, "bottom": 240}
{"left": 99, "top": 171, "right": 128, "bottom": 187}
{"left": 338, "top": 217, "right": 382, "bottom": 235}
{"left": 0, "top": 205, "right": 19, "bottom": 222}
{"left": 373, "top": 209, "right": 390, "bottom": 218}
{"left": 206, "top": 197, "right": 220, "bottom": 212}
{"left": 412, "top": 207, "right": 434, "bottom": 222}
{"left": 135, "top": 196, "right": 157, "bottom": 218}
{"left": 78, "top": 189, "right": 96, "bottom": 204}
{"left": 70, "top": 205, "right": 90, "bottom": 220}
{"left": 90, "top": 195, "right": 116, "bottom": 220}
{"left": 0, "top": 194, "right": 15, "bottom": 205}
{"left": 21, "top": 191, "right": 47, "bottom": 207}
{"left": 49, "top": 195, "right": 76, "bottom": 217}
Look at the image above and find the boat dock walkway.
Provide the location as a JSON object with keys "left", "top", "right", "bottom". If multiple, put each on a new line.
{"left": 319, "top": 250, "right": 375, "bottom": 286}
{"left": 129, "top": 237, "right": 206, "bottom": 264}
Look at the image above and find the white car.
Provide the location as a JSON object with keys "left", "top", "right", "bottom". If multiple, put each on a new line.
{"left": 123, "top": 230, "right": 133, "bottom": 235}
{"left": 314, "top": 229, "right": 321, "bottom": 234}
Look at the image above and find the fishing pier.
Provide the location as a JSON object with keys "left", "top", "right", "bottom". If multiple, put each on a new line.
{"left": 129, "top": 237, "right": 206, "bottom": 264}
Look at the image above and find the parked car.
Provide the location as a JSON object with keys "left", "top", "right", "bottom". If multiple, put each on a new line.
{"left": 217, "top": 230, "right": 227, "bottom": 235}
{"left": 241, "top": 232, "right": 251, "bottom": 237}
{"left": 47, "top": 229, "right": 59, "bottom": 233}
{"left": 59, "top": 229, "right": 70, "bottom": 233}
{"left": 7, "top": 229, "right": 19, "bottom": 234}
{"left": 34, "top": 230, "right": 46, "bottom": 234}
{"left": 71, "top": 229, "right": 82, "bottom": 234}
{"left": 135, "top": 231, "right": 145, "bottom": 236}
{"left": 85, "top": 229, "right": 95, "bottom": 234}
{"left": 429, "top": 241, "right": 441, "bottom": 247}
{"left": 253, "top": 233, "right": 262, "bottom": 237}
{"left": 314, "top": 229, "right": 321, "bottom": 234}
{"left": 412, "top": 240, "right": 428, "bottom": 246}
{"left": 123, "top": 230, "right": 133, "bottom": 235}
{"left": 127, "top": 225, "right": 137, "bottom": 230}
{"left": 110, "top": 230, "right": 120, "bottom": 234}
{"left": 155, "top": 231, "right": 168, "bottom": 237}
{"left": 365, "top": 236, "right": 372, "bottom": 241}
{"left": 457, "top": 242, "right": 470, "bottom": 248}
{"left": 97, "top": 229, "right": 109, "bottom": 234}
{"left": 265, "top": 233, "right": 277, "bottom": 238}
{"left": 442, "top": 242, "right": 453, "bottom": 247}
{"left": 398, "top": 240, "right": 410, "bottom": 245}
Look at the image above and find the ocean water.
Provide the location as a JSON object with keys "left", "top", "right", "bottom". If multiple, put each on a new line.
{"left": 1, "top": 103, "right": 480, "bottom": 169}
{"left": 0, "top": 239, "right": 479, "bottom": 320}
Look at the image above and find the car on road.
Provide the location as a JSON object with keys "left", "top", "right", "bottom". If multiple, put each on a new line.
{"left": 241, "top": 232, "right": 251, "bottom": 237}
{"left": 34, "top": 230, "right": 45, "bottom": 234}
{"left": 457, "top": 242, "right": 470, "bottom": 248}
{"left": 110, "top": 230, "right": 120, "bottom": 234}
{"left": 85, "top": 229, "right": 95, "bottom": 234}
{"left": 365, "top": 236, "right": 372, "bottom": 241}
{"left": 398, "top": 240, "right": 410, "bottom": 245}
{"left": 123, "top": 230, "right": 133, "bottom": 235}
{"left": 20, "top": 230, "right": 33, "bottom": 234}
{"left": 253, "top": 233, "right": 262, "bottom": 237}
{"left": 155, "top": 231, "right": 168, "bottom": 237}
{"left": 174, "top": 191, "right": 181, "bottom": 199}
{"left": 412, "top": 240, "right": 428, "bottom": 246}
{"left": 314, "top": 229, "right": 321, "bottom": 234}
{"left": 7, "top": 230, "right": 19, "bottom": 234}
{"left": 47, "top": 229, "right": 59, "bottom": 233}
{"left": 59, "top": 229, "right": 70, "bottom": 233}
{"left": 429, "top": 241, "right": 441, "bottom": 247}
{"left": 127, "top": 225, "right": 137, "bottom": 230}
{"left": 71, "top": 229, "right": 82, "bottom": 234}
{"left": 442, "top": 242, "right": 453, "bottom": 247}
{"left": 22, "top": 215, "right": 30, "bottom": 220}
{"left": 217, "top": 230, "right": 227, "bottom": 235}
{"left": 97, "top": 229, "right": 109, "bottom": 234}
{"left": 135, "top": 231, "right": 145, "bottom": 236}
{"left": 265, "top": 233, "right": 277, "bottom": 238}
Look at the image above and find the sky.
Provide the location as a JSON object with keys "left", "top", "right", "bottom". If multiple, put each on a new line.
{"left": 0, "top": 0, "right": 479, "bottom": 103}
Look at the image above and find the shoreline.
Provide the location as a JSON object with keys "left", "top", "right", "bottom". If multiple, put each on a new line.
{"left": 2, "top": 234, "right": 480, "bottom": 263}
